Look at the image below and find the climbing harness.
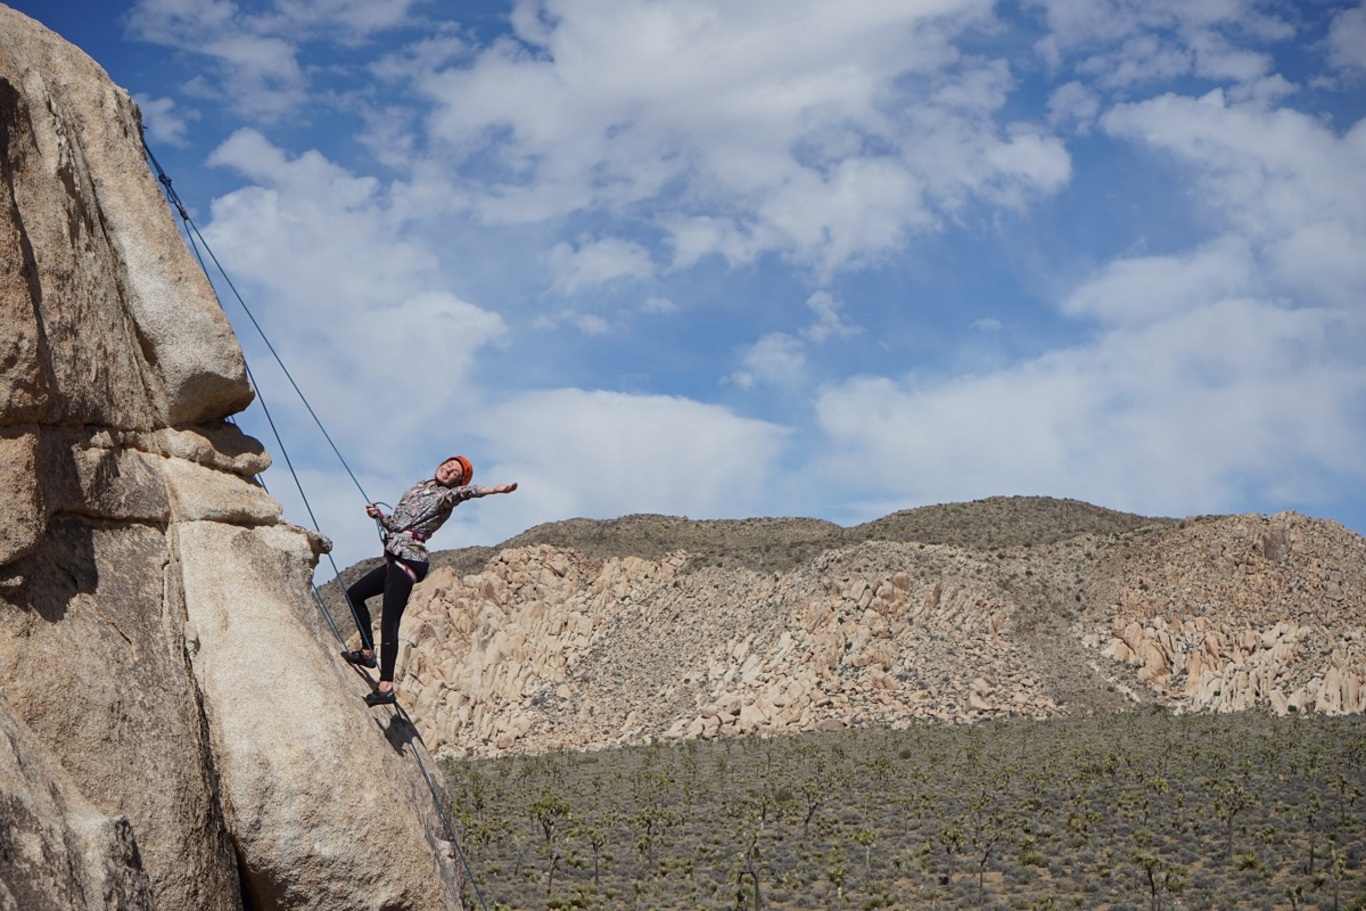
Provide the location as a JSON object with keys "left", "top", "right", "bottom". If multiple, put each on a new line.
{"left": 144, "top": 135, "right": 492, "bottom": 911}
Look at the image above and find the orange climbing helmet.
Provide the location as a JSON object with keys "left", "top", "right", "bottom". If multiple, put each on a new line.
{"left": 440, "top": 454, "right": 474, "bottom": 487}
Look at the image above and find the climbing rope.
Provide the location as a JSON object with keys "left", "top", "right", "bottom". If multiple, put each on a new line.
{"left": 400, "top": 704, "right": 494, "bottom": 911}
{"left": 142, "top": 143, "right": 373, "bottom": 504}
{"left": 143, "top": 135, "right": 490, "bottom": 910}
{"left": 143, "top": 139, "right": 374, "bottom": 653}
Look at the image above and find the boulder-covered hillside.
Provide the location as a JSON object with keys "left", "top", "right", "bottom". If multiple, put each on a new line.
{"left": 330, "top": 498, "right": 1366, "bottom": 758}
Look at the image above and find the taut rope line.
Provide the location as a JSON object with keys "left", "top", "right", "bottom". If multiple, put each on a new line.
{"left": 143, "top": 135, "right": 491, "bottom": 911}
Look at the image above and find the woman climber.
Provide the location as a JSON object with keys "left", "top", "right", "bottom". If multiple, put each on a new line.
{"left": 342, "top": 455, "right": 517, "bottom": 705}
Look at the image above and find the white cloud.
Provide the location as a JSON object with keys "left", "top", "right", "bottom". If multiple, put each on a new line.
{"left": 1078, "top": 34, "right": 1192, "bottom": 87}
{"left": 197, "top": 130, "right": 509, "bottom": 462}
{"left": 1269, "top": 219, "right": 1366, "bottom": 310}
{"left": 532, "top": 310, "right": 614, "bottom": 336}
{"left": 1327, "top": 4, "right": 1366, "bottom": 73}
{"left": 731, "top": 333, "right": 806, "bottom": 390}
{"left": 1104, "top": 90, "right": 1365, "bottom": 225}
{"left": 128, "top": 0, "right": 308, "bottom": 118}
{"left": 1028, "top": 0, "right": 1293, "bottom": 92}
{"left": 260, "top": 0, "right": 420, "bottom": 37}
{"left": 126, "top": 0, "right": 238, "bottom": 45}
{"left": 815, "top": 296, "right": 1366, "bottom": 519}
{"left": 730, "top": 290, "right": 859, "bottom": 389}
{"left": 410, "top": 0, "right": 1070, "bottom": 276}
{"left": 127, "top": 0, "right": 419, "bottom": 119}
{"left": 1027, "top": 0, "right": 1292, "bottom": 52}
{"left": 1061, "top": 236, "right": 1256, "bottom": 326}
{"left": 1046, "top": 80, "right": 1100, "bottom": 130}
{"left": 110, "top": 0, "right": 1366, "bottom": 546}
{"left": 641, "top": 296, "right": 677, "bottom": 314}
{"left": 1101, "top": 94, "right": 1366, "bottom": 303}
{"left": 471, "top": 388, "right": 792, "bottom": 520}
{"left": 339, "top": 291, "right": 508, "bottom": 390}
{"left": 133, "top": 93, "right": 196, "bottom": 146}
{"left": 664, "top": 215, "right": 769, "bottom": 271}
{"left": 810, "top": 81, "right": 1366, "bottom": 523}
{"left": 204, "top": 129, "right": 433, "bottom": 314}
{"left": 1188, "top": 31, "right": 1272, "bottom": 84}
{"left": 291, "top": 388, "right": 792, "bottom": 570}
{"left": 547, "top": 236, "right": 655, "bottom": 293}
{"left": 803, "top": 290, "right": 859, "bottom": 342}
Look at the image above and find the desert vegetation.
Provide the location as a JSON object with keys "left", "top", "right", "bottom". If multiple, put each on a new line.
{"left": 442, "top": 712, "right": 1365, "bottom": 911}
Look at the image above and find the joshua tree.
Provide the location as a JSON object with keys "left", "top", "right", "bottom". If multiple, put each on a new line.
{"left": 1212, "top": 780, "right": 1257, "bottom": 860}
{"left": 799, "top": 762, "right": 850, "bottom": 836}
{"left": 528, "top": 792, "right": 572, "bottom": 895}
{"left": 853, "top": 828, "right": 877, "bottom": 880}
{"left": 737, "top": 834, "right": 765, "bottom": 910}
{"left": 968, "top": 815, "right": 1005, "bottom": 907}
{"left": 1323, "top": 842, "right": 1348, "bottom": 911}
{"left": 937, "top": 820, "right": 964, "bottom": 884}
{"left": 570, "top": 810, "right": 615, "bottom": 888}
{"left": 826, "top": 843, "right": 849, "bottom": 905}
{"left": 1131, "top": 849, "right": 1186, "bottom": 911}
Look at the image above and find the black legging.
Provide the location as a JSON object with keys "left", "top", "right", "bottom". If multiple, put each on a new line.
{"left": 346, "top": 556, "right": 429, "bottom": 683}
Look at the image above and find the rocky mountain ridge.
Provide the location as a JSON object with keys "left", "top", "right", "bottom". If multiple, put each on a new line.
{"left": 353, "top": 498, "right": 1366, "bottom": 758}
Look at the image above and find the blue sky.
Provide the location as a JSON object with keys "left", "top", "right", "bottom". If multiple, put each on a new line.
{"left": 13, "top": 0, "right": 1366, "bottom": 572}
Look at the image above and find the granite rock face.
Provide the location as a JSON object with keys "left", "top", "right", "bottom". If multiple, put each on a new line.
{"left": 0, "top": 6, "right": 462, "bottom": 909}
{"left": 0, "top": 701, "right": 152, "bottom": 911}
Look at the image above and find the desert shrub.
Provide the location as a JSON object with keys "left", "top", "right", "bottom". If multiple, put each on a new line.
{"left": 443, "top": 714, "right": 1365, "bottom": 911}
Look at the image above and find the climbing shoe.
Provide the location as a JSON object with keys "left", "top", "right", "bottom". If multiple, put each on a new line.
{"left": 364, "top": 688, "right": 397, "bottom": 707}
{"left": 342, "top": 649, "right": 376, "bottom": 669}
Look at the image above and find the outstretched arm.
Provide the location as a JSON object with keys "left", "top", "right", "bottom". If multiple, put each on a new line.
{"left": 442, "top": 482, "right": 518, "bottom": 506}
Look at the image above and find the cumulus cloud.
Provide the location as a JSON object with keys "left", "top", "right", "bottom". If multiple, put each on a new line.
{"left": 198, "top": 129, "right": 508, "bottom": 459}
{"left": 1327, "top": 4, "right": 1366, "bottom": 74}
{"left": 815, "top": 296, "right": 1366, "bottom": 519}
{"left": 641, "top": 296, "right": 677, "bottom": 314}
{"left": 731, "top": 333, "right": 806, "bottom": 391}
{"left": 128, "top": 1, "right": 306, "bottom": 118}
{"left": 802, "top": 291, "right": 859, "bottom": 343}
{"left": 1061, "top": 236, "right": 1257, "bottom": 326}
{"left": 1028, "top": 0, "right": 1292, "bottom": 92}
{"left": 126, "top": 0, "right": 420, "bottom": 118}
{"left": 1101, "top": 92, "right": 1366, "bottom": 308}
{"left": 133, "top": 93, "right": 197, "bottom": 146}
{"left": 471, "top": 388, "right": 792, "bottom": 520}
{"left": 1046, "top": 80, "right": 1101, "bottom": 130}
{"left": 547, "top": 236, "right": 655, "bottom": 293}
{"left": 811, "top": 74, "right": 1366, "bottom": 523}
{"left": 532, "top": 310, "right": 614, "bottom": 336}
{"left": 107, "top": 0, "right": 1366, "bottom": 548}
{"left": 204, "top": 129, "right": 433, "bottom": 314}
{"left": 411, "top": 0, "right": 1069, "bottom": 277}
{"left": 730, "top": 290, "right": 859, "bottom": 390}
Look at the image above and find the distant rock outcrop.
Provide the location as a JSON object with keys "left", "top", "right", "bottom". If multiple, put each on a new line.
{"left": 0, "top": 6, "right": 462, "bottom": 909}
{"left": 381, "top": 502, "right": 1365, "bottom": 758}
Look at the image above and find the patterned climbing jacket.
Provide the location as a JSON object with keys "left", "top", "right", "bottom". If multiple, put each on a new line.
{"left": 378, "top": 479, "right": 494, "bottom": 563}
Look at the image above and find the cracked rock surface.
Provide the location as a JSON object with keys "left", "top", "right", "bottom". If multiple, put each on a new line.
{"left": 0, "top": 6, "right": 463, "bottom": 909}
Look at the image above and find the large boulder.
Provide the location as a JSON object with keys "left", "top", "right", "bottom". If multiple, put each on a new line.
{"left": 0, "top": 700, "right": 152, "bottom": 911}
{"left": 0, "top": 5, "right": 462, "bottom": 909}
